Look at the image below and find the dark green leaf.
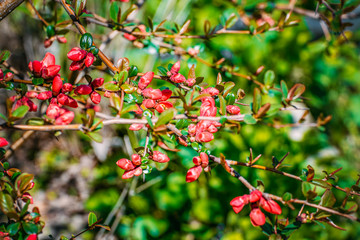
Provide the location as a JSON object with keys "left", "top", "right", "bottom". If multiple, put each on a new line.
{"left": 32, "top": 78, "right": 44, "bottom": 86}
{"left": 80, "top": 33, "right": 93, "bottom": 49}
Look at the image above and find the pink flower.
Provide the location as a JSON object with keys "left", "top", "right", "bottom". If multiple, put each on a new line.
{"left": 142, "top": 88, "right": 162, "bottom": 100}
{"left": 26, "top": 234, "right": 37, "bottom": 240}
{"left": 170, "top": 61, "right": 181, "bottom": 74}
{"left": 195, "top": 132, "right": 214, "bottom": 143}
{"left": 132, "top": 154, "right": 142, "bottom": 165}
{"left": 129, "top": 123, "right": 144, "bottom": 131}
{"left": 200, "top": 97, "right": 217, "bottom": 117}
{"left": 170, "top": 73, "right": 186, "bottom": 83}
{"left": 230, "top": 195, "right": 250, "bottom": 214}
{"left": 203, "top": 87, "right": 219, "bottom": 96}
{"left": 122, "top": 167, "right": 142, "bottom": 179}
{"left": 116, "top": 158, "right": 136, "bottom": 170}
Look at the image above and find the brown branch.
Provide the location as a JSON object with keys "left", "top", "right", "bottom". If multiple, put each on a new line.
{"left": 0, "top": 0, "right": 24, "bottom": 21}
{"left": 3, "top": 130, "right": 34, "bottom": 160}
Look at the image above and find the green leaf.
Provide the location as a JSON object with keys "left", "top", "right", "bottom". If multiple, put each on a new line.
{"left": 0, "top": 112, "right": 8, "bottom": 121}
{"left": 145, "top": 115, "right": 154, "bottom": 129}
{"left": 12, "top": 105, "right": 29, "bottom": 119}
{"left": 280, "top": 221, "right": 301, "bottom": 237}
{"left": 218, "top": 95, "right": 226, "bottom": 115}
{"left": 0, "top": 50, "right": 11, "bottom": 63}
{"left": 32, "top": 78, "right": 44, "bottom": 86}
{"left": 27, "top": 118, "right": 45, "bottom": 126}
{"left": 23, "top": 222, "right": 38, "bottom": 234}
{"left": 281, "top": 80, "right": 288, "bottom": 99}
{"left": 46, "top": 25, "right": 56, "bottom": 38}
{"left": 223, "top": 81, "right": 235, "bottom": 97}
{"left": 20, "top": 199, "right": 30, "bottom": 217}
{"left": 7, "top": 222, "right": 20, "bottom": 236}
{"left": 157, "top": 66, "right": 168, "bottom": 75}
{"left": 0, "top": 192, "right": 17, "bottom": 218}
{"left": 121, "top": 83, "right": 136, "bottom": 94}
{"left": 86, "top": 132, "right": 103, "bottom": 143}
{"left": 155, "top": 108, "right": 176, "bottom": 128}
{"left": 120, "top": 103, "right": 139, "bottom": 114}
{"left": 88, "top": 212, "right": 98, "bottom": 226}
{"left": 282, "top": 192, "right": 293, "bottom": 201}
{"left": 110, "top": 2, "right": 119, "bottom": 22}
{"left": 80, "top": 33, "right": 93, "bottom": 49}
{"left": 175, "top": 119, "right": 189, "bottom": 129}
{"left": 252, "top": 88, "right": 261, "bottom": 114}
{"left": 104, "top": 82, "right": 120, "bottom": 91}
{"left": 15, "top": 173, "right": 34, "bottom": 194}
{"left": 129, "top": 65, "right": 139, "bottom": 77}
{"left": 264, "top": 70, "right": 275, "bottom": 86}
{"left": 244, "top": 114, "right": 257, "bottom": 124}
{"left": 319, "top": 190, "right": 336, "bottom": 208}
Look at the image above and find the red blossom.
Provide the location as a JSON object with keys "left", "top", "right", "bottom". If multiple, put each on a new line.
{"left": 91, "top": 78, "right": 104, "bottom": 88}
{"left": 155, "top": 101, "right": 173, "bottom": 113}
{"left": 26, "top": 234, "right": 37, "bottom": 240}
{"left": 259, "top": 197, "right": 282, "bottom": 215}
{"left": 52, "top": 75, "right": 63, "bottom": 96}
{"left": 75, "top": 85, "right": 92, "bottom": 95}
{"left": 132, "top": 154, "right": 142, "bottom": 165}
{"left": 230, "top": 195, "right": 250, "bottom": 214}
{"left": 250, "top": 190, "right": 262, "bottom": 203}
{"left": 122, "top": 167, "right": 142, "bottom": 179}
{"left": 90, "top": 91, "right": 101, "bottom": 104}
{"left": 129, "top": 123, "right": 144, "bottom": 131}
{"left": 0, "top": 137, "right": 9, "bottom": 147}
{"left": 152, "top": 151, "right": 170, "bottom": 163}
{"left": 142, "top": 88, "right": 162, "bottom": 100}
{"left": 170, "top": 73, "right": 186, "bottom": 83}
{"left": 186, "top": 165, "right": 202, "bottom": 182}
{"left": 249, "top": 207, "right": 266, "bottom": 226}
{"left": 116, "top": 158, "right": 136, "bottom": 170}
{"left": 170, "top": 60, "right": 181, "bottom": 74}
{"left": 138, "top": 72, "right": 154, "bottom": 90}
{"left": 226, "top": 105, "right": 241, "bottom": 115}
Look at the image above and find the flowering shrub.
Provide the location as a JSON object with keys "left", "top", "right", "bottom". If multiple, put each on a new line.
{"left": 0, "top": 0, "right": 360, "bottom": 239}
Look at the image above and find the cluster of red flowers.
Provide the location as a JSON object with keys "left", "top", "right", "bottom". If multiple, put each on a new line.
{"left": 0, "top": 69, "right": 13, "bottom": 82}
{"left": 230, "top": 190, "right": 282, "bottom": 226}
{"left": 116, "top": 151, "right": 169, "bottom": 179}
{"left": 168, "top": 61, "right": 195, "bottom": 87}
{"left": 28, "top": 52, "right": 61, "bottom": 80}
{"left": 185, "top": 152, "right": 210, "bottom": 182}
{"left": 0, "top": 232, "right": 37, "bottom": 240}
{"left": 67, "top": 47, "right": 95, "bottom": 71}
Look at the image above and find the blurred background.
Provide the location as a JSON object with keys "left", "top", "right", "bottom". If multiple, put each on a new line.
{"left": 1, "top": 0, "right": 360, "bottom": 239}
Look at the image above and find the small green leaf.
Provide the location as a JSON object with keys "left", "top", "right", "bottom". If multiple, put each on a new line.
{"left": 86, "top": 132, "right": 103, "bottom": 143}
{"left": 12, "top": 105, "right": 29, "bottom": 118}
{"left": 88, "top": 212, "right": 98, "bottom": 226}
{"left": 244, "top": 114, "right": 257, "bottom": 124}
{"left": 282, "top": 192, "right": 293, "bottom": 201}
{"left": 223, "top": 81, "right": 235, "bottom": 97}
{"left": 46, "top": 25, "right": 56, "bottom": 38}
{"left": 23, "top": 222, "right": 38, "bottom": 234}
{"left": 120, "top": 103, "right": 139, "bottom": 114}
{"left": 155, "top": 108, "right": 176, "bottom": 128}
{"left": 264, "top": 70, "right": 275, "bottom": 87}
{"left": 157, "top": 66, "right": 168, "bottom": 75}
{"left": 281, "top": 80, "right": 288, "bottom": 99}
{"left": 27, "top": 118, "right": 45, "bottom": 126}
{"left": 104, "top": 82, "right": 120, "bottom": 91}
{"left": 319, "top": 190, "right": 336, "bottom": 208}
{"left": 218, "top": 95, "right": 226, "bottom": 115}
{"left": 80, "top": 33, "right": 93, "bottom": 49}
{"left": 252, "top": 88, "right": 261, "bottom": 114}
{"left": 110, "top": 2, "right": 119, "bottom": 22}
{"left": 129, "top": 65, "right": 139, "bottom": 78}
{"left": 0, "top": 50, "right": 11, "bottom": 63}
{"left": 7, "top": 222, "right": 20, "bottom": 236}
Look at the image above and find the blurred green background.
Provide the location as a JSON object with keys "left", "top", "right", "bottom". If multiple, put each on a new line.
{"left": 1, "top": 0, "right": 360, "bottom": 239}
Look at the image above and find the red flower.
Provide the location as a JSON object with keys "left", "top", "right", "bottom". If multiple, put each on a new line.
{"left": 90, "top": 91, "right": 101, "bottom": 104}
{"left": 203, "top": 87, "right": 219, "bottom": 96}
{"left": 154, "top": 101, "right": 173, "bottom": 113}
{"left": 124, "top": 33, "right": 137, "bottom": 41}
{"left": 52, "top": 75, "right": 63, "bottom": 96}
{"left": 226, "top": 105, "right": 241, "bottom": 115}
{"left": 91, "top": 78, "right": 104, "bottom": 88}
{"left": 170, "top": 73, "right": 186, "bottom": 83}
{"left": 37, "top": 91, "right": 52, "bottom": 100}
{"left": 259, "top": 197, "right": 282, "bottom": 215}
{"left": 200, "top": 97, "right": 217, "bottom": 117}
{"left": 186, "top": 165, "right": 202, "bottom": 182}
{"left": 122, "top": 167, "right": 142, "bottom": 179}
{"left": 250, "top": 207, "right": 266, "bottom": 226}
{"left": 28, "top": 53, "right": 61, "bottom": 80}
{"left": 0, "top": 137, "right": 9, "bottom": 147}
{"left": 138, "top": 72, "right": 154, "bottom": 90}
{"left": 170, "top": 60, "right": 181, "bottom": 74}
{"left": 152, "top": 151, "right": 170, "bottom": 163}
{"left": 46, "top": 104, "right": 74, "bottom": 125}
{"left": 132, "top": 154, "right": 142, "bottom": 165}
{"left": 160, "top": 89, "right": 172, "bottom": 101}
{"left": 143, "top": 99, "right": 156, "bottom": 108}
{"left": 250, "top": 190, "right": 262, "bottom": 203}
{"left": 195, "top": 132, "right": 214, "bottom": 143}
{"left": 129, "top": 123, "right": 144, "bottom": 131}
{"left": 67, "top": 47, "right": 95, "bottom": 71}
{"left": 26, "top": 234, "right": 37, "bottom": 240}
{"left": 185, "top": 78, "right": 196, "bottom": 87}
{"left": 230, "top": 195, "right": 250, "bottom": 214}
{"left": 75, "top": 85, "right": 92, "bottom": 95}
{"left": 116, "top": 158, "right": 136, "bottom": 170}
{"left": 142, "top": 88, "right": 162, "bottom": 100}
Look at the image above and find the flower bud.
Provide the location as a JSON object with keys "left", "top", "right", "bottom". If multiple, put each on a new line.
{"left": 152, "top": 151, "right": 170, "bottom": 163}
{"left": 116, "top": 158, "right": 136, "bottom": 170}
{"left": 26, "top": 234, "right": 37, "bottom": 240}
{"left": 44, "top": 38, "right": 53, "bottom": 48}
{"left": 203, "top": 87, "right": 219, "bottom": 96}
{"left": 192, "top": 156, "right": 201, "bottom": 166}
{"left": 41, "top": 52, "right": 56, "bottom": 67}
{"left": 186, "top": 165, "right": 202, "bottom": 182}
{"left": 37, "top": 91, "right": 52, "bottom": 100}
{"left": 124, "top": 33, "right": 137, "bottom": 41}
{"left": 0, "top": 137, "right": 9, "bottom": 147}
{"left": 142, "top": 88, "right": 162, "bottom": 100}
{"left": 170, "top": 73, "right": 186, "bottom": 83}
{"left": 226, "top": 105, "right": 241, "bottom": 115}
{"left": 104, "top": 91, "right": 111, "bottom": 98}
{"left": 25, "top": 91, "right": 38, "bottom": 99}
{"left": 249, "top": 208, "right": 266, "bottom": 226}
{"left": 4, "top": 72, "right": 13, "bottom": 81}
{"left": 188, "top": 124, "right": 196, "bottom": 136}
{"left": 132, "top": 154, "right": 142, "bottom": 166}
{"left": 62, "top": 83, "right": 73, "bottom": 93}
{"left": 67, "top": 47, "right": 87, "bottom": 61}
{"left": 138, "top": 72, "right": 154, "bottom": 90}
{"left": 41, "top": 65, "right": 61, "bottom": 79}
{"left": 91, "top": 78, "right": 104, "bottom": 88}
{"left": 186, "top": 78, "right": 196, "bottom": 87}
{"left": 22, "top": 192, "right": 33, "bottom": 204}
{"left": 250, "top": 190, "right": 262, "bottom": 203}
{"left": 129, "top": 123, "right": 144, "bottom": 131}
{"left": 230, "top": 195, "right": 249, "bottom": 214}
{"left": 170, "top": 60, "right": 181, "bottom": 74}
{"left": 160, "top": 89, "right": 172, "bottom": 101}
{"left": 75, "top": 85, "right": 92, "bottom": 95}
{"left": 200, "top": 152, "right": 209, "bottom": 167}
{"left": 195, "top": 132, "right": 214, "bottom": 143}
{"left": 90, "top": 91, "right": 101, "bottom": 104}
{"left": 84, "top": 53, "right": 95, "bottom": 67}
{"left": 69, "top": 61, "right": 84, "bottom": 71}
{"left": 55, "top": 108, "right": 74, "bottom": 125}
{"left": 52, "top": 75, "right": 63, "bottom": 96}
{"left": 143, "top": 99, "right": 156, "bottom": 108}
{"left": 259, "top": 197, "right": 282, "bottom": 215}
{"left": 46, "top": 104, "right": 60, "bottom": 119}
{"left": 57, "top": 36, "right": 67, "bottom": 43}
